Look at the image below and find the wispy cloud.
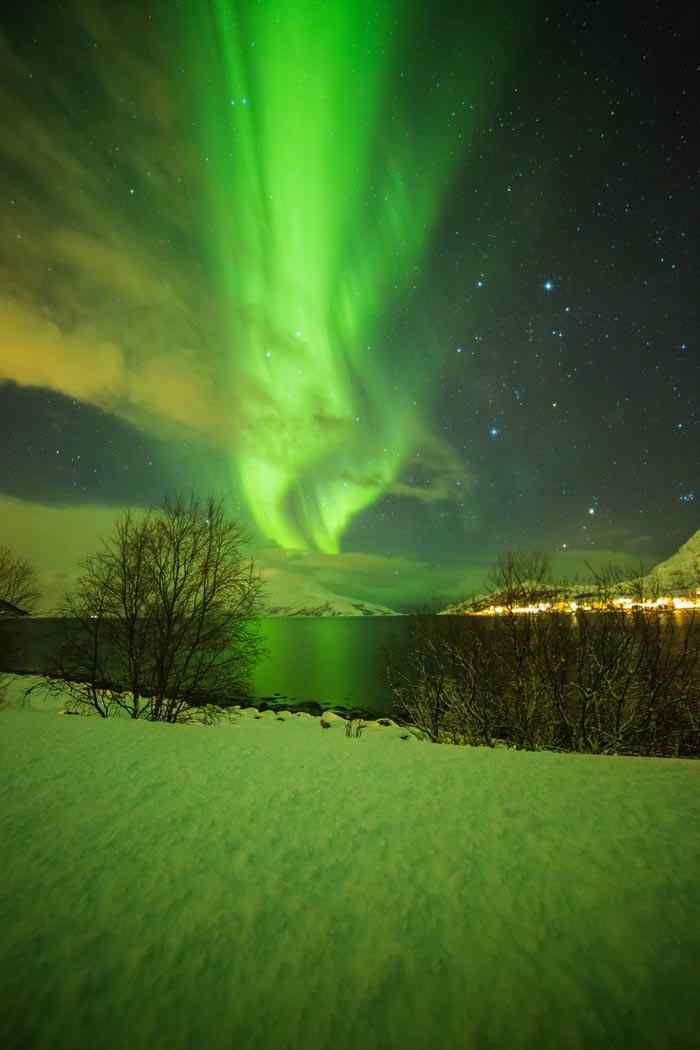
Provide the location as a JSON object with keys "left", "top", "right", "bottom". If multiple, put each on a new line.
{"left": 0, "top": 8, "right": 233, "bottom": 448}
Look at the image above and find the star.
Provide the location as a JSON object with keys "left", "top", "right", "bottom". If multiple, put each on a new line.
{"left": 544, "top": 279, "right": 554, "bottom": 292}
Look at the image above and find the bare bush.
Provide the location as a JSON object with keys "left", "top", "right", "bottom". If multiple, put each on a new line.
{"left": 0, "top": 545, "right": 41, "bottom": 613}
{"left": 385, "top": 553, "right": 700, "bottom": 759}
{"left": 488, "top": 549, "right": 556, "bottom": 609}
{"left": 43, "top": 490, "right": 266, "bottom": 722}
{"left": 384, "top": 612, "right": 459, "bottom": 742}
{"left": 0, "top": 545, "right": 41, "bottom": 708}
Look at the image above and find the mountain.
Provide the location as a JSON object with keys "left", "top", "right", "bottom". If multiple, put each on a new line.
{"left": 642, "top": 528, "right": 700, "bottom": 594}
{"left": 438, "top": 586, "right": 568, "bottom": 616}
{"left": 438, "top": 577, "right": 578, "bottom": 615}
{"left": 438, "top": 592, "right": 492, "bottom": 616}
{"left": 261, "top": 578, "right": 400, "bottom": 617}
{"left": 438, "top": 529, "right": 700, "bottom": 614}
{"left": 263, "top": 597, "right": 401, "bottom": 617}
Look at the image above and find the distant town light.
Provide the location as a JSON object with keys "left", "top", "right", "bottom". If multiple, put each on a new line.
{"left": 464, "top": 592, "right": 700, "bottom": 616}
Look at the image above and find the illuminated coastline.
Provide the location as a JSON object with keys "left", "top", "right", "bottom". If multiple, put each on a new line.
{"left": 464, "top": 591, "right": 700, "bottom": 616}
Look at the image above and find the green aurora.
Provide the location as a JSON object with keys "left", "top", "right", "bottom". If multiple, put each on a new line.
{"left": 180, "top": 0, "right": 515, "bottom": 554}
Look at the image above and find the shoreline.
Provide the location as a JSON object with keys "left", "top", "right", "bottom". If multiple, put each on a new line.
{"left": 0, "top": 666, "right": 412, "bottom": 729}
{"left": 4, "top": 667, "right": 698, "bottom": 760}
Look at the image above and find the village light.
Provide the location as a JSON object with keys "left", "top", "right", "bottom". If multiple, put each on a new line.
{"left": 673, "top": 597, "right": 696, "bottom": 609}
{"left": 462, "top": 591, "right": 700, "bottom": 616}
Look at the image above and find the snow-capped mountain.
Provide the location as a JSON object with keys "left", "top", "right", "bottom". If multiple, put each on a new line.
{"left": 263, "top": 597, "right": 401, "bottom": 617}
{"left": 438, "top": 529, "right": 700, "bottom": 614}
{"left": 642, "top": 528, "right": 700, "bottom": 594}
{"left": 438, "top": 593, "right": 490, "bottom": 615}
{"left": 258, "top": 562, "right": 401, "bottom": 616}
{"left": 261, "top": 578, "right": 400, "bottom": 617}
{"left": 437, "top": 585, "right": 564, "bottom": 616}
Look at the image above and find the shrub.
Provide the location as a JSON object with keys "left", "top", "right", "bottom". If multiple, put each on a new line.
{"left": 384, "top": 556, "right": 700, "bottom": 759}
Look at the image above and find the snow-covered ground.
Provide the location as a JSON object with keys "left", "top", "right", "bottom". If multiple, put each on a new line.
{"left": 1, "top": 673, "right": 698, "bottom": 1050}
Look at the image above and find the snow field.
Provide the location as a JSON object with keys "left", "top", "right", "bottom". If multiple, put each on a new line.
{"left": 1, "top": 673, "right": 698, "bottom": 1050}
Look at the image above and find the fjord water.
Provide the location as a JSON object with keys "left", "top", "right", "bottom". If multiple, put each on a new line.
{"left": 0, "top": 615, "right": 412, "bottom": 716}
{"left": 3, "top": 612, "right": 698, "bottom": 720}
{"left": 251, "top": 616, "right": 410, "bottom": 712}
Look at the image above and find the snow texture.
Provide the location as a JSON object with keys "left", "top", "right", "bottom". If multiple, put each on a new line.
{"left": 1, "top": 673, "right": 699, "bottom": 1050}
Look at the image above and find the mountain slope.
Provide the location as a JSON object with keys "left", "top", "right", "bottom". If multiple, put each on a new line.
{"left": 643, "top": 528, "right": 700, "bottom": 593}
{"left": 261, "top": 579, "right": 400, "bottom": 617}
{"left": 263, "top": 596, "right": 401, "bottom": 617}
{"left": 439, "top": 528, "right": 700, "bottom": 613}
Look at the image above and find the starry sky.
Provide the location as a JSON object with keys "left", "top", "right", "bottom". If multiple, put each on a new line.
{"left": 0, "top": 0, "right": 698, "bottom": 614}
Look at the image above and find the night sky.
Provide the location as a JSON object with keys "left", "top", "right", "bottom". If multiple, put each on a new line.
{"left": 1, "top": 0, "right": 698, "bottom": 614}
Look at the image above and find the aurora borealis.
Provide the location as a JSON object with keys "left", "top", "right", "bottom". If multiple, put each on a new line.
{"left": 0, "top": 0, "right": 698, "bottom": 613}
{"left": 182, "top": 0, "right": 511, "bottom": 554}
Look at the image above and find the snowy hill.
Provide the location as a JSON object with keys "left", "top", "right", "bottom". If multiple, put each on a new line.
{"left": 262, "top": 587, "right": 400, "bottom": 617}
{"left": 438, "top": 580, "right": 578, "bottom": 616}
{"left": 439, "top": 529, "right": 700, "bottom": 614}
{"left": 263, "top": 597, "right": 401, "bottom": 617}
{"left": 642, "top": 528, "right": 700, "bottom": 593}
{"left": 0, "top": 674, "right": 697, "bottom": 1050}
{"left": 438, "top": 592, "right": 494, "bottom": 615}
{"left": 259, "top": 564, "right": 401, "bottom": 617}
{"left": 257, "top": 567, "right": 398, "bottom": 613}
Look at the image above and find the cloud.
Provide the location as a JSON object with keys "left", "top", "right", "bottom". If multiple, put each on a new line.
{"left": 0, "top": 495, "right": 144, "bottom": 614}
{"left": 0, "top": 13, "right": 376, "bottom": 467}
{"left": 13, "top": 499, "right": 659, "bottom": 617}
{"left": 0, "top": 10, "right": 234, "bottom": 449}
{"left": 253, "top": 545, "right": 488, "bottom": 610}
{"left": 389, "top": 479, "right": 457, "bottom": 504}
{"left": 0, "top": 497, "right": 436, "bottom": 614}
{"left": 0, "top": 297, "right": 230, "bottom": 446}
{"left": 387, "top": 427, "right": 476, "bottom": 505}
{"left": 0, "top": 300, "right": 124, "bottom": 401}
{"left": 48, "top": 230, "right": 176, "bottom": 307}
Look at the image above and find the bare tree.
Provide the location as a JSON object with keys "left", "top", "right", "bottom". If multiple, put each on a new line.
{"left": 438, "top": 622, "right": 508, "bottom": 746}
{"left": 384, "top": 612, "right": 509, "bottom": 745}
{"left": 0, "top": 545, "right": 41, "bottom": 612}
{"left": 487, "top": 550, "right": 555, "bottom": 610}
{"left": 43, "top": 491, "right": 267, "bottom": 722}
{"left": 384, "top": 611, "right": 451, "bottom": 742}
{"left": 0, "top": 545, "right": 40, "bottom": 706}
{"left": 384, "top": 553, "right": 700, "bottom": 759}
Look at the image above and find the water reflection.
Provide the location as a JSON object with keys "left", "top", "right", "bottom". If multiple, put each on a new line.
{"left": 251, "top": 616, "right": 409, "bottom": 713}
{"left": 2, "top": 611, "right": 697, "bottom": 720}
